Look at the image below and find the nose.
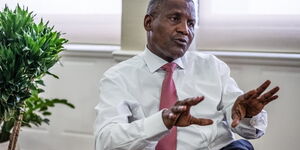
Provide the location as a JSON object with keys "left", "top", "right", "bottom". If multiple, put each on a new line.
{"left": 176, "top": 21, "right": 189, "bottom": 35}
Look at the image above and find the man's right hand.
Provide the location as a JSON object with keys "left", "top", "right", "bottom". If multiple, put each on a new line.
{"left": 162, "top": 96, "right": 213, "bottom": 129}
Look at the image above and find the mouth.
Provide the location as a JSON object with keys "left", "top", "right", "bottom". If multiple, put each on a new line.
{"left": 174, "top": 38, "right": 188, "bottom": 46}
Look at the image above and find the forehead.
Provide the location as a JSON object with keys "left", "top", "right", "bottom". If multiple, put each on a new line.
{"left": 160, "top": 0, "right": 195, "bottom": 17}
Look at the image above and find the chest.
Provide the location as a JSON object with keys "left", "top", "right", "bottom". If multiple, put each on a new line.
{"left": 126, "top": 67, "right": 223, "bottom": 117}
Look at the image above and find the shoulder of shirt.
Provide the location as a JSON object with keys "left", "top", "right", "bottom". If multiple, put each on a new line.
{"left": 184, "top": 50, "right": 222, "bottom": 64}
{"left": 183, "top": 51, "right": 230, "bottom": 76}
{"left": 103, "top": 54, "right": 144, "bottom": 78}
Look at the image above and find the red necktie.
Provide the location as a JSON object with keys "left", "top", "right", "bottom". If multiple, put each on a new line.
{"left": 156, "top": 62, "right": 177, "bottom": 150}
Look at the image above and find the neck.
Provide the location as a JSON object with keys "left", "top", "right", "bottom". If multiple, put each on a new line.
{"left": 146, "top": 44, "right": 175, "bottom": 62}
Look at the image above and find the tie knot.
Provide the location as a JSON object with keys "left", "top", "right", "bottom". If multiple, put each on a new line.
{"left": 161, "top": 62, "right": 177, "bottom": 72}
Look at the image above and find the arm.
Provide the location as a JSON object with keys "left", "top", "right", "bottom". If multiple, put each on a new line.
{"left": 216, "top": 58, "right": 276, "bottom": 139}
{"left": 94, "top": 74, "right": 168, "bottom": 150}
{"left": 95, "top": 73, "right": 214, "bottom": 150}
{"left": 231, "top": 80, "right": 279, "bottom": 139}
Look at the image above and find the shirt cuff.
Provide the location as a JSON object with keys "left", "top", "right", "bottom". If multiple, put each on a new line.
{"left": 144, "top": 110, "right": 169, "bottom": 141}
{"left": 250, "top": 110, "right": 268, "bottom": 132}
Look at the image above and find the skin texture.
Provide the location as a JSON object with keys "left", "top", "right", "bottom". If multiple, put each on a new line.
{"left": 162, "top": 96, "right": 213, "bottom": 129}
{"left": 144, "top": 0, "right": 280, "bottom": 129}
{"left": 144, "top": 0, "right": 195, "bottom": 62}
{"left": 231, "top": 80, "right": 279, "bottom": 128}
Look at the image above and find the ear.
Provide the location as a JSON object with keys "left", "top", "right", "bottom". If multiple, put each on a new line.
{"left": 144, "top": 14, "right": 153, "bottom": 31}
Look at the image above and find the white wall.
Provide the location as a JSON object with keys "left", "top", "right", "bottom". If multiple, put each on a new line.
{"left": 18, "top": 50, "right": 117, "bottom": 150}
{"left": 17, "top": 49, "right": 300, "bottom": 150}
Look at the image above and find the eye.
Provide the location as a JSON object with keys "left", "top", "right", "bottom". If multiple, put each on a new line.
{"left": 188, "top": 21, "right": 195, "bottom": 28}
{"left": 170, "top": 16, "right": 180, "bottom": 22}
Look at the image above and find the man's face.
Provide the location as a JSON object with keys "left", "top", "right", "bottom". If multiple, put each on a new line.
{"left": 145, "top": 0, "right": 196, "bottom": 62}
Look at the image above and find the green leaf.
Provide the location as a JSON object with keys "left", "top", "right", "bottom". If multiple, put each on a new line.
{"left": 35, "top": 79, "right": 45, "bottom": 86}
{"left": 46, "top": 71, "right": 59, "bottom": 79}
{"left": 42, "top": 111, "right": 51, "bottom": 116}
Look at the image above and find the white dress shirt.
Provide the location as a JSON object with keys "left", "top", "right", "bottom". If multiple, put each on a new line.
{"left": 94, "top": 48, "right": 267, "bottom": 150}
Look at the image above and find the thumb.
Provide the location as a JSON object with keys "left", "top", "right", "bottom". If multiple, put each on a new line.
{"left": 231, "top": 112, "right": 240, "bottom": 128}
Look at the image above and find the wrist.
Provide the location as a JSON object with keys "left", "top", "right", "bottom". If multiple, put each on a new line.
{"left": 162, "top": 109, "right": 173, "bottom": 129}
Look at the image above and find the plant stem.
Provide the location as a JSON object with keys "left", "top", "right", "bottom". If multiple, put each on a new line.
{"left": 7, "top": 113, "right": 23, "bottom": 150}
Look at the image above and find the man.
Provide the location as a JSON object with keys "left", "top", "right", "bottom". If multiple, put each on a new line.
{"left": 94, "top": 0, "right": 280, "bottom": 149}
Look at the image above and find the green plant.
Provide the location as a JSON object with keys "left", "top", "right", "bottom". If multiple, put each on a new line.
{"left": 0, "top": 5, "right": 74, "bottom": 145}
{"left": 0, "top": 90, "right": 75, "bottom": 143}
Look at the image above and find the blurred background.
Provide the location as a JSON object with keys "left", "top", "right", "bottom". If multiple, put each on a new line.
{"left": 1, "top": 0, "right": 300, "bottom": 149}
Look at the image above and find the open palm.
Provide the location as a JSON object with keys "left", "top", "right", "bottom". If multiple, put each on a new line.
{"left": 231, "top": 80, "right": 280, "bottom": 128}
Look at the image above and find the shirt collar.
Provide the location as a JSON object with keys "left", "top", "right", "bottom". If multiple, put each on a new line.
{"left": 141, "top": 47, "right": 184, "bottom": 73}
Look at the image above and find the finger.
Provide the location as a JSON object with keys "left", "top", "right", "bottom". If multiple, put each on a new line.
{"left": 242, "top": 90, "right": 256, "bottom": 100}
{"left": 262, "top": 95, "right": 279, "bottom": 105}
{"left": 260, "top": 86, "right": 280, "bottom": 102}
{"left": 170, "top": 105, "right": 187, "bottom": 114}
{"left": 231, "top": 103, "right": 245, "bottom": 128}
{"left": 190, "top": 117, "right": 213, "bottom": 126}
{"left": 165, "top": 110, "right": 180, "bottom": 121}
{"left": 162, "top": 109, "right": 180, "bottom": 128}
{"left": 177, "top": 96, "right": 204, "bottom": 106}
{"left": 255, "top": 80, "right": 271, "bottom": 97}
{"left": 185, "top": 96, "right": 204, "bottom": 106}
{"left": 168, "top": 112, "right": 177, "bottom": 120}
{"left": 231, "top": 112, "right": 241, "bottom": 128}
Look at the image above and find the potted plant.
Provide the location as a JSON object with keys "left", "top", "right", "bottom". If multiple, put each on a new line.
{"left": 0, "top": 5, "right": 75, "bottom": 150}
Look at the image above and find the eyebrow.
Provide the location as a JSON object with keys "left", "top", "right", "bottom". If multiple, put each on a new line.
{"left": 167, "top": 10, "right": 196, "bottom": 20}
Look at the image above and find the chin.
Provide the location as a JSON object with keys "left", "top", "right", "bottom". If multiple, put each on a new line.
{"left": 172, "top": 50, "right": 186, "bottom": 59}
{"left": 179, "top": 48, "right": 188, "bottom": 55}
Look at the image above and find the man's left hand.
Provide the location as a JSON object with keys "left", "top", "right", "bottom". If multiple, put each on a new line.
{"left": 231, "top": 80, "right": 280, "bottom": 128}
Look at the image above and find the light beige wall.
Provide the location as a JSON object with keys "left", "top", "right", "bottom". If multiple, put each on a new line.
{"left": 19, "top": 54, "right": 117, "bottom": 150}
{"left": 121, "top": 0, "right": 148, "bottom": 50}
